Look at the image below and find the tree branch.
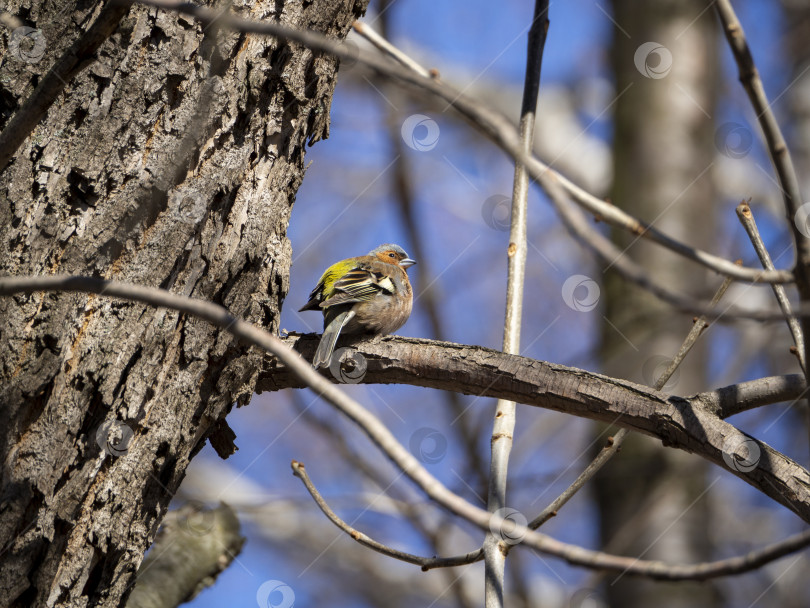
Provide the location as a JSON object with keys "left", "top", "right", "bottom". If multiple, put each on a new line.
{"left": 484, "top": 3, "right": 549, "bottom": 605}
{"left": 3, "top": 274, "right": 810, "bottom": 578}
{"left": 737, "top": 200, "right": 806, "bottom": 374}
{"left": 118, "top": 0, "right": 793, "bottom": 288}
{"left": 291, "top": 460, "right": 472, "bottom": 568}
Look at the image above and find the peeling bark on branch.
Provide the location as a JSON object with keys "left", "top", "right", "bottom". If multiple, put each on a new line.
{"left": 263, "top": 335, "right": 810, "bottom": 523}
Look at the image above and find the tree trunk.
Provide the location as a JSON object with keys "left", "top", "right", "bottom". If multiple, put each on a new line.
{"left": 0, "top": 0, "right": 365, "bottom": 605}
{"left": 595, "top": 1, "right": 721, "bottom": 607}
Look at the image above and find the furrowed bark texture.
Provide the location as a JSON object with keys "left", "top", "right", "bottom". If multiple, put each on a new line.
{"left": 0, "top": 0, "right": 365, "bottom": 605}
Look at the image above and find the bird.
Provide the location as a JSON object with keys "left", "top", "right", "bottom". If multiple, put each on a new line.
{"left": 299, "top": 243, "right": 416, "bottom": 369}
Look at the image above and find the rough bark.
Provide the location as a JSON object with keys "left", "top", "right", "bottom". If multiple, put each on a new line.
{"left": 0, "top": 0, "right": 365, "bottom": 605}
{"left": 255, "top": 334, "right": 810, "bottom": 524}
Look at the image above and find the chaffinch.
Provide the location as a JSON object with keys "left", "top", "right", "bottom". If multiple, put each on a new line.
{"left": 300, "top": 243, "right": 416, "bottom": 369}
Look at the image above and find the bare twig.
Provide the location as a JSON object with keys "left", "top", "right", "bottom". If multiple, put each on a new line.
{"left": 352, "top": 21, "right": 431, "bottom": 78}
{"left": 484, "top": 3, "right": 549, "bottom": 605}
{"left": 291, "top": 460, "right": 452, "bottom": 567}
{"left": 655, "top": 269, "right": 736, "bottom": 384}
{"left": 715, "top": 0, "right": 810, "bottom": 428}
{"left": 294, "top": 458, "right": 810, "bottom": 582}
{"left": 737, "top": 200, "right": 806, "bottom": 374}
{"left": 714, "top": 1, "right": 804, "bottom": 236}
{"left": 519, "top": 270, "right": 734, "bottom": 537}
{"left": 0, "top": 1, "right": 129, "bottom": 171}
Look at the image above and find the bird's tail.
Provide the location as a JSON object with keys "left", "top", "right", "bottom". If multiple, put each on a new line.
{"left": 313, "top": 310, "right": 355, "bottom": 369}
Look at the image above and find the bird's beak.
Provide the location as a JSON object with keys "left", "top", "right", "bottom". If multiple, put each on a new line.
{"left": 401, "top": 258, "right": 417, "bottom": 268}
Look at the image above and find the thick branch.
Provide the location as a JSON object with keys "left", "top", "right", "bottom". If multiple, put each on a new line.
{"left": 267, "top": 333, "right": 810, "bottom": 522}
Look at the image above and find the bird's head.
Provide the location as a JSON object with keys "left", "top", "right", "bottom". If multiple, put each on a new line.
{"left": 370, "top": 244, "right": 416, "bottom": 270}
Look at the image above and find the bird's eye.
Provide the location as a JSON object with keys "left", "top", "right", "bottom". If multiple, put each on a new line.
{"left": 388, "top": 252, "right": 396, "bottom": 258}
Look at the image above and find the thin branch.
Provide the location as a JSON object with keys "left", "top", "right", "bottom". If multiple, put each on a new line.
{"left": 117, "top": 0, "right": 794, "bottom": 288}
{"left": 714, "top": 1, "right": 804, "bottom": 237}
{"left": 736, "top": 200, "right": 806, "bottom": 374}
{"left": 0, "top": 1, "right": 129, "bottom": 171}
{"left": 294, "top": 444, "right": 810, "bottom": 582}
{"left": 291, "top": 460, "right": 451, "bottom": 567}
{"left": 351, "top": 21, "right": 431, "bottom": 78}
{"left": 4, "top": 275, "right": 810, "bottom": 578}
{"left": 295, "top": 458, "right": 810, "bottom": 582}
{"left": 715, "top": 1, "right": 810, "bottom": 427}
{"left": 519, "top": 271, "right": 734, "bottom": 538}
{"left": 484, "top": 3, "right": 549, "bottom": 605}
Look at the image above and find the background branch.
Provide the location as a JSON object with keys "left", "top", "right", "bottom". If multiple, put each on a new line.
{"left": 484, "top": 2, "right": 549, "bottom": 605}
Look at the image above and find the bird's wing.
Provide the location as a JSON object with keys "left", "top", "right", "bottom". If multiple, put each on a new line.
{"left": 320, "top": 267, "right": 395, "bottom": 308}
